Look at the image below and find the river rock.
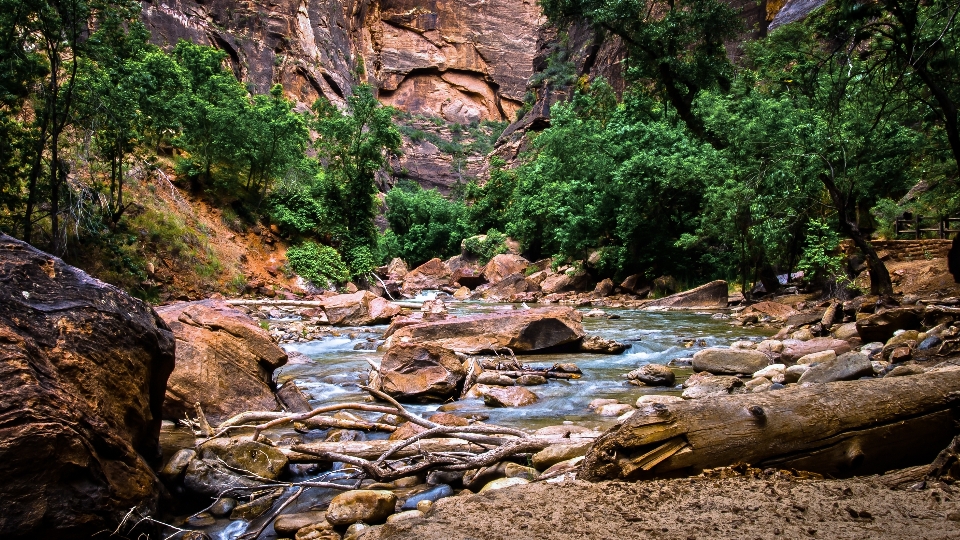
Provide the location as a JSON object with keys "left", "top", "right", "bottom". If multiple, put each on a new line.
{"left": 479, "top": 477, "right": 529, "bottom": 492}
{"left": 579, "top": 334, "right": 630, "bottom": 354}
{"left": 588, "top": 398, "right": 620, "bottom": 409}
{"left": 481, "top": 273, "right": 540, "bottom": 301}
{"left": 160, "top": 448, "right": 197, "bottom": 483}
{"left": 692, "top": 348, "right": 770, "bottom": 375}
{"left": 295, "top": 522, "right": 339, "bottom": 540}
{"left": 400, "top": 484, "right": 454, "bottom": 510}
{"left": 326, "top": 490, "right": 397, "bottom": 526}
{"left": 784, "top": 364, "right": 809, "bottom": 383}
{"left": 342, "top": 523, "right": 369, "bottom": 540}
{"left": 183, "top": 457, "right": 266, "bottom": 497}
{"left": 643, "top": 280, "right": 728, "bottom": 309}
{"left": 480, "top": 385, "right": 539, "bottom": 407}
{"left": 832, "top": 322, "right": 860, "bottom": 340}
{"left": 796, "top": 350, "right": 836, "bottom": 365}
{"left": 482, "top": 254, "right": 530, "bottom": 285}
{"left": 322, "top": 291, "right": 401, "bottom": 326}
{"left": 274, "top": 511, "right": 329, "bottom": 535}
{"left": 636, "top": 395, "right": 684, "bottom": 406}
{"left": 542, "top": 456, "right": 585, "bottom": 477}
{"left": 505, "top": 463, "right": 539, "bottom": 480}
{"left": 476, "top": 371, "right": 515, "bottom": 386}
{"left": 401, "top": 258, "right": 453, "bottom": 296}
{"left": 740, "top": 301, "right": 798, "bottom": 321}
{"left": 387, "top": 510, "right": 425, "bottom": 524}
{"left": 798, "top": 352, "right": 874, "bottom": 385}
{"left": 387, "top": 306, "right": 585, "bottom": 354}
{"left": 593, "top": 278, "right": 615, "bottom": 297}
{"left": 516, "top": 374, "right": 548, "bottom": 385}
{"left": 0, "top": 234, "right": 175, "bottom": 539}
{"left": 885, "top": 364, "right": 927, "bottom": 378}
{"left": 626, "top": 364, "right": 676, "bottom": 386}
{"left": 752, "top": 364, "right": 786, "bottom": 379}
{"left": 681, "top": 374, "right": 744, "bottom": 399}
{"left": 780, "top": 337, "right": 853, "bottom": 364}
{"left": 856, "top": 307, "right": 924, "bottom": 343}
{"left": 376, "top": 343, "right": 465, "bottom": 402}
{"left": 883, "top": 330, "right": 920, "bottom": 356}
{"left": 199, "top": 437, "right": 288, "bottom": 479}
{"left": 209, "top": 497, "right": 237, "bottom": 517}
{"left": 156, "top": 299, "right": 286, "bottom": 422}
{"left": 231, "top": 489, "right": 283, "bottom": 520}
{"left": 540, "top": 269, "right": 589, "bottom": 294}
{"left": 532, "top": 442, "right": 593, "bottom": 470}
{"left": 596, "top": 403, "right": 635, "bottom": 416}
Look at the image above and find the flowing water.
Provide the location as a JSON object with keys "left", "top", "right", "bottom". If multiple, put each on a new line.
{"left": 162, "top": 296, "right": 775, "bottom": 539}
{"left": 278, "top": 298, "right": 775, "bottom": 431}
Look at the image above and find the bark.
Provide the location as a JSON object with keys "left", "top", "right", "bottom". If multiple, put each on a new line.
{"left": 819, "top": 173, "right": 894, "bottom": 296}
{"left": 582, "top": 368, "right": 960, "bottom": 481}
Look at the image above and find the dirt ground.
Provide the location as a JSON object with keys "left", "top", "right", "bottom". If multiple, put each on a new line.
{"left": 857, "top": 257, "right": 960, "bottom": 298}
{"left": 366, "top": 472, "right": 960, "bottom": 540}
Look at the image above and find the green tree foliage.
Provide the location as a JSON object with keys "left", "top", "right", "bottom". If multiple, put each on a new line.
{"left": 382, "top": 181, "right": 470, "bottom": 267}
{"left": 286, "top": 241, "right": 350, "bottom": 288}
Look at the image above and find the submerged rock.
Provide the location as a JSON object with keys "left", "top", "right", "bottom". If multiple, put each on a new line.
{"left": 0, "top": 234, "right": 175, "bottom": 539}
{"left": 579, "top": 334, "right": 629, "bottom": 354}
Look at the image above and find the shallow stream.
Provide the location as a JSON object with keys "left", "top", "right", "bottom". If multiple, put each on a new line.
{"left": 277, "top": 297, "right": 775, "bottom": 431}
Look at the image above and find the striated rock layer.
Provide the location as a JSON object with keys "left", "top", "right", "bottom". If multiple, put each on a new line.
{"left": 0, "top": 234, "right": 175, "bottom": 539}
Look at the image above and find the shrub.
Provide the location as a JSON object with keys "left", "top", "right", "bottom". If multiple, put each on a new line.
{"left": 286, "top": 241, "right": 349, "bottom": 287}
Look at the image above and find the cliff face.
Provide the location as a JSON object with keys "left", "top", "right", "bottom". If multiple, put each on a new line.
{"left": 141, "top": 0, "right": 817, "bottom": 190}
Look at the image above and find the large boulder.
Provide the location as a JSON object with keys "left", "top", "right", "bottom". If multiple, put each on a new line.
{"left": 387, "top": 306, "right": 586, "bottom": 354}
{"left": 0, "top": 234, "right": 175, "bottom": 539}
{"left": 448, "top": 256, "right": 487, "bottom": 288}
{"left": 540, "top": 269, "right": 590, "bottom": 294}
{"left": 780, "top": 337, "right": 853, "bottom": 364}
{"left": 482, "top": 253, "right": 530, "bottom": 285}
{"left": 856, "top": 307, "right": 924, "bottom": 344}
{"left": 156, "top": 300, "right": 287, "bottom": 423}
{"left": 692, "top": 348, "right": 770, "bottom": 375}
{"left": 401, "top": 258, "right": 452, "bottom": 296}
{"left": 322, "top": 291, "right": 402, "bottom": 326}
{"left": 480, "top": 273, "right": 540, "bottom": 301}
{"left": 643, "top": 280, "right": 728, "bottom": 309}
{"left": 376, "top": 343, "right": 466, "bottom": 402}
{"left": 798, "top": 352, "right": 874, "bottom": 385}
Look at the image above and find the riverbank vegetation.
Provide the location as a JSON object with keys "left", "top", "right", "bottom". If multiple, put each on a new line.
{"left": 0, "top": 0, "right": 956, "bottom": 299}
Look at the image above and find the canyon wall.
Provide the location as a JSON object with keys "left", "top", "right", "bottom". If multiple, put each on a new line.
{"left": 141, "top": 0, "right": 821, "bottom": 190}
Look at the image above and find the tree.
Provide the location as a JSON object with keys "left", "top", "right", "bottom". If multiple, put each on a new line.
{"left": 539, "top": 0, "right": 742, "bottom": 144}
{"left": 311, "top": 84, "right": 402, "bottom": 264}
{"left": 241, "top": 84, "right": 309, "bottom": 203}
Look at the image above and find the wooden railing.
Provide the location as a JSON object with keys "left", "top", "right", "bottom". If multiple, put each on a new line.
{"left": 894, "top": 214, "right": 960, "bottom": 239}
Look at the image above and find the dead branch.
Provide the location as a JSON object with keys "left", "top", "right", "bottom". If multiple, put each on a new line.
{"left": 237, "top": 487, "right": 303, "bottom": 540}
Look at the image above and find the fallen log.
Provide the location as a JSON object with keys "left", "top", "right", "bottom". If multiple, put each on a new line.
{"left": 491, "top": 370, "right": 581, "bottom": 380}
{"left": 582, "top": 367, "right": 960, "bottom": 481}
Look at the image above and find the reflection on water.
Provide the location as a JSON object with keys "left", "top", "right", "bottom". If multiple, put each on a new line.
{"left": 278, "top": 301, "right": 775, "bottom": 430}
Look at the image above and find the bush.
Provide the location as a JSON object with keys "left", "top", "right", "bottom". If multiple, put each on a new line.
{"left": 462, "top": 229, "right": 509, "bottom": 263}
{"left": 286, "top": 241, "right": 349, "bottom": 287}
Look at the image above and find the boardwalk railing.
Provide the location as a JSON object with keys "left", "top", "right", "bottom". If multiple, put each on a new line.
{"left": 894, "top": 214, "right": 960, "bottom": 239}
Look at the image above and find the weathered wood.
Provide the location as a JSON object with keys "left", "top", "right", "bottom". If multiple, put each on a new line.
{"left": 582, "top": 368, "right": 960, "bottom": 481}
{"left": 491, "top": 370, "right": 581, "bottom": 380}
{"left": 225, "top": 299, "right": 326, "bottom": 307}
{"left": 285, "top": 435, "right": 599, "bottom": 463}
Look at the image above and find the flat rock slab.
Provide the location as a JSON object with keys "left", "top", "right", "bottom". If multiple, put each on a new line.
{"left": 643, "top": 280, "right": 728, "bottom": 309}
{"left": 387, "top": 307, "right": 585, "bottom": 354}
{"left": 798, "top": 352, "right": 874, "bottom": 384}
{"left": 780, "top": 337, "right": 853, "bottom": 364}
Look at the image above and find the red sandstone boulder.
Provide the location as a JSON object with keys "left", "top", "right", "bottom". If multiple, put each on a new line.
{"left": 643, "top": 280, "right": 728, "bottom": 309}
{"left": 322, "top": 290, "right": 402, "bottom": 326}
{"left": 387, "top": 306, "right": 585, "bottom": 354}
{"left": 401, "top": 258, "right": 452, "bottom": 296}
{"left": 0, "top": 234, "right": 175, "bottom": 539}
{"left": 374, "top": 343, "right": 466, "bottom": 402}
{"left": 156, "top": 300, "right": 287, "bottom": 422}
{"left": 483, "top": 253, "right": 530, "bottom": 285}
{"left": 780, "top": 337, "right": 854, "bottom": 364}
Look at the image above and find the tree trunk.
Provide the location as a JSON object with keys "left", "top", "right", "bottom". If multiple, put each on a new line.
{"left": 581, "top": 368, "right": 960, "bottom": 481}
{"left": 820, "top": 173, "right": 893, "bottom": 296}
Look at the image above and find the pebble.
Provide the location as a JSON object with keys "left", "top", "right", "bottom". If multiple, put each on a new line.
{"left": 386, "top": 510, "right": 424, "bottom": 524}
{"left": 208, "top": 497, "right": 236, "bottom": 518}
{"left": 479, "top": 477, "right": 529, "bottom": 492}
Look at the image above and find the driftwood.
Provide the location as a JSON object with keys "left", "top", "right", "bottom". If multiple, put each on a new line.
{"left": 582, "top": 367, "right": 960, "bottom": 481}
{"left": 491, "top": 370, "right": 581, "bottom": 380}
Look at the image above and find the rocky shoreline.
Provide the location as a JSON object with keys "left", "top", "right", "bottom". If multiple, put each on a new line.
{"left": 3, "top": 232, "right": 960, "bottom": 539}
